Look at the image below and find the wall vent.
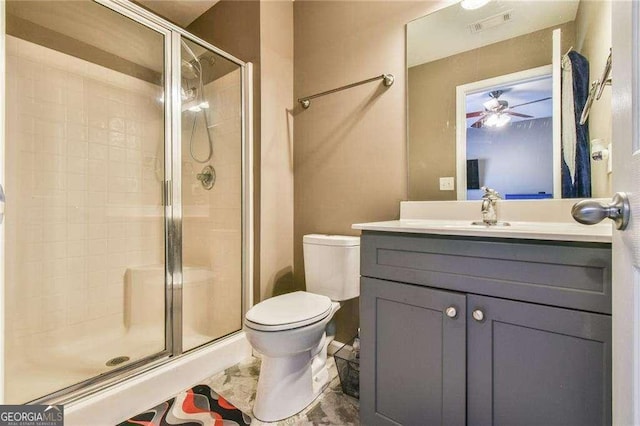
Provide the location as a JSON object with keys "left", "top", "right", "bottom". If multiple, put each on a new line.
{"left": 468, "top": 11, "right": 513, "bottom": 34}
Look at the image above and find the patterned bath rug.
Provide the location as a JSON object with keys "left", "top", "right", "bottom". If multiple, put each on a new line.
{"left": 118, "top": 384, "right": 252, "bottom": 426}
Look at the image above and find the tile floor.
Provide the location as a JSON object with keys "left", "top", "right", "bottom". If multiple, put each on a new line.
{"left": 206, "top": 356, "right": 360, "bottom": 425}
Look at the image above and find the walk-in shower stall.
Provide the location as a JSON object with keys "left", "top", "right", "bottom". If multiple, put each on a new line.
{"left": 2, "top": 0, "right": 251, "bottom": 405}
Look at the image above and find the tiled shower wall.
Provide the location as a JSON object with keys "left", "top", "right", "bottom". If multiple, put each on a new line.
{"left": 5, "top": 35, "right": 165, "bottom": 354}
{"left": 6, "top": 33, "right": 243, "bottom": 362}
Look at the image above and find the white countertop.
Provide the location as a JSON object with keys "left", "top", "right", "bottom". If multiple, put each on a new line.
{"left": 352, "top": 219, "right": 612, "bottom": 243}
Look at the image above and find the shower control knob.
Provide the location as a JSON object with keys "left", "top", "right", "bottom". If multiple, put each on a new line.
{"left": 196, "top": 165, "right": 216, "bottom": 190}
{"left": 445, "top": 306, "right": 457, "bottom": 319}
{"left": 472, "top": 309, "right": 485, "bottom": 322}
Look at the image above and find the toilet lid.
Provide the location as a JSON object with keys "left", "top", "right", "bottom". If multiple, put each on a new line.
{"left": 245, "top": 291, "right": 333, "bottom": 331}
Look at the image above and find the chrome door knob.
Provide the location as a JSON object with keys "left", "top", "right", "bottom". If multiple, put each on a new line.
{"left": 571, "top": 192, "right": 629, "bottom": 230}
{"left": 445, "top": 306, "right": 457, "bottom": 318}
{"left": 472, "top": 309, "right": 484, "bottom": 322}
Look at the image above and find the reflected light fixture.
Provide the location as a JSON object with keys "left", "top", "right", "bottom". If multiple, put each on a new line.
{"left": 495, "top": 114, "right": 511, "bottom": 127}
{"left": 482, "top": 98, "right": 500, "bottom": 110}
{"left": 484, "top": 113, "right": 499, "bottom": 127}
{"left": 460, "top": 0, "right": 491, "bottom": 10}
{"left": 484, "top": 113, "right": 511, "bottom": 128}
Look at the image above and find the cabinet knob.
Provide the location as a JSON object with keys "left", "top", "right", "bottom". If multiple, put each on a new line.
{"left": 445, "top": 306, "right": 457, "bottom": 318}
{"left": 472, "top": 309, "right": 485, "bottom": 322}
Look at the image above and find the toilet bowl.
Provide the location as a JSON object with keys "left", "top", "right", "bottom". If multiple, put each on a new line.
{"left": 244, "top": 234, "right": 360, "bottom": 422}
{"left": 245, "top": 292, "right": 340, "bottom": 421}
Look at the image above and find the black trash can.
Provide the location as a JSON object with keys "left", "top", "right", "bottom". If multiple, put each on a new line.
{"left": 333, "top": 339, "right": 360, "bottom": 399}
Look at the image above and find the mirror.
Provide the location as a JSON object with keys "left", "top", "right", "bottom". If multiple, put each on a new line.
{"left": 407, "top": 0, "right": 612, "bottom": 201}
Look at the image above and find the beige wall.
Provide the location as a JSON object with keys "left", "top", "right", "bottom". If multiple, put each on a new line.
{"left": 575, "top": 0, "right": 612, "bottom": 198}
{"left": 259, "top": 1, "right": 295, "bottom": 300}
{"left": 293, "top": 1, "right": 446, "bottom": 342}
{"left": 407, "top": 22, "right": 575, "bottom": 200}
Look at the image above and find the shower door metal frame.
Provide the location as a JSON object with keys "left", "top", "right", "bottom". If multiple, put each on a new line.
{"left": 13, "top": 0, "right": 252, "bottom": 406}
{"left": 102, "top": 0, "right": 182, "bottom": 360}
{"left": 168, "top": 30, "right": 183, "bottom": 357}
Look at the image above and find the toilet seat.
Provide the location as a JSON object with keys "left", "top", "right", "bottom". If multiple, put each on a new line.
{"left": 245, "top": 291, "right": 333, "bottom": 332}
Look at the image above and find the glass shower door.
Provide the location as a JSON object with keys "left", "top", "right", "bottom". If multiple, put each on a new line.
{"left": 4, "top": 0, "right": 170, "bottom": 402}
{"left": 179, "top": 38, "right": 243, "bottom": 351}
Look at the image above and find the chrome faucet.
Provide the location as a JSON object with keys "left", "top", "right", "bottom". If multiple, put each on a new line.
{"left": 480, "top": 186, "right": 501, "bottom": 225}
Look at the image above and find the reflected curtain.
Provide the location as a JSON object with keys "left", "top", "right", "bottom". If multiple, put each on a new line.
{"left": 561, "top": 51, "right": 591, "bottom": 198}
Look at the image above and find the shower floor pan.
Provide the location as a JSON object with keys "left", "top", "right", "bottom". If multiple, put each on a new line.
{"left": 5, "top": 324, "right": 217, "bottom": 404}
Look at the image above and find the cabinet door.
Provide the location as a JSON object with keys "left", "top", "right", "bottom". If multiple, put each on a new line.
{"left": 360, "top": 277, "right": 466, "bottom": 425}
{"left": 467, "top": 295, "right": 611, "bottom": 426}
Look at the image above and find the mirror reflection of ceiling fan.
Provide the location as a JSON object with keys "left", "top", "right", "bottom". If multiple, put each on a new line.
{"left": 466, "top": 90, "right": 552, "bottom": 128}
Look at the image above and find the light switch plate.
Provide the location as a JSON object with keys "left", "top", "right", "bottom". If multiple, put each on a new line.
{"left": 440, "top": 177, "right": 455, "bottom": 191}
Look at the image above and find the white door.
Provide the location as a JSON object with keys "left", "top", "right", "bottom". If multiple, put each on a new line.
{"left": 611, "top": 1, "right": 640, "bottom": 424}
{"left": 0, "top": 0, "right": 6, "bottom": 404}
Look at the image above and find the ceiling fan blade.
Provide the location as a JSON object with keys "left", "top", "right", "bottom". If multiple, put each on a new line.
{"left": 470, "top": 118, "right": 485, "bottom": 128}
{"left": 507, "top": 111, "right": 534, "bottom": 118}
{"left": 510, "top": 96, "right": 552, "bottom": 109}
{"left": 466, "top": 111, "right": 485, "bottom": 118}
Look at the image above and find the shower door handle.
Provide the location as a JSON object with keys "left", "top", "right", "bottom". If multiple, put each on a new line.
{"left": 0, "top": 184, "right": 5, "bottom": 224}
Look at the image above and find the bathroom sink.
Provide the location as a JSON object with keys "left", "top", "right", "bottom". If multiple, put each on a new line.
{"left": 399, "top": 220, "right": 512, "bottom": 229}
{"left": 470, "top": 221, "right": 511, "bottom": 227}
{"left": 352, "top": 219, "right": 612, "bottom": 243}
{"left": 398, "top": 220, "right": 473, "bottom": 228}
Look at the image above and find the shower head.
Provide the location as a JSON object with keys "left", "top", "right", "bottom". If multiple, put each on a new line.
{"left": 181, "top": 59, "right": 199, "bottom": 80}
{"left": 201, "top": 53, "right": 216, "bottom": 67}
{"left": 181, "top": 40, "right": 205, "bottom": 78}
{"left": 181, "top": 39, "right": 215, "bottom": 164}
{"left": 181, "top": 40, "right": 217, "bottom": 82}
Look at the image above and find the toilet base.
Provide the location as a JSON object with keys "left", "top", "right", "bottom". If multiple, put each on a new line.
{"left": 252, "top": 335, "right": 331, "bottom": 422}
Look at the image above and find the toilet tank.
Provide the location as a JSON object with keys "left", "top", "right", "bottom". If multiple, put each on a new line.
{"left": 303, "top": 234, "right": 360, "bottom": 301}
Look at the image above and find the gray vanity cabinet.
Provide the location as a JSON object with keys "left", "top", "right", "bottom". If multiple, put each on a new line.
{"left": 467, "top": 295, "right": 611, "bottom": 426}
{"left": 359, "top": 231, "right": 612, "bottom": 426}
{"left": 360, "top": 277, "right": 466, "bottom": 426}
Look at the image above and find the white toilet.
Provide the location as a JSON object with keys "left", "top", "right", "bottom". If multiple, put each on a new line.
{"left": 244, "top": 234, "right": 360, "bottom": 422}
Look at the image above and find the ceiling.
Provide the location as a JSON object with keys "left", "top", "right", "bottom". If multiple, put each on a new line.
{"left": 136, "top": 0, "right": 219, "bottom": 27}
{"left": 465, "top": 75, "right": 553, "bottom": 128}
{"left": 407, "top": 0, "right": 580, "bottom": 68}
